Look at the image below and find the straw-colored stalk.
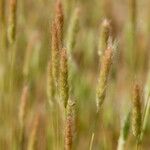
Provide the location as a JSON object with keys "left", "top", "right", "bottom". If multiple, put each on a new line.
{"left": 96, "top": 46, "right": 113, "bottom": 112}
{"left": 27, "top": 115, "right": 39, "bottom": 150}
{"left": 129, "top": 0, "right": 137, "bottom": 35}
{"left": 65, "top": 99, "right": 75, "bottom": 150}
{"left": 51, "top": 21, "right": 60, "bottom": 86}
{"left": 132, "top": 84, "right": 142, "bottom": 149}
{"left": 0, "top": 0, "right": 5, "bottom": 24}
{"left": 0, "top": 0, "right": 6, "bottom": 48}
{"left": 19, "top": 85, "right": 29, "bottom": 149}
{"left": 60, "top": 48, "right": 69, "bottom": 108}
{"left": 55, "top": 0, "right": 64, "bottom": 49}
{"left": 66, "top": 7, "right": 80, "bottom": 55}
{"left": 117, "top": 112, "right": 131, "bottom": 150}
{"left": 139, "top": 91, "right": 150, "bottom": 143}
{"left": 98, "top": 19, "right": 111, "bottom": 57}
{"left": 8, "top": 0, "right": 17, "bottom": 44}
{"left": 127, "top": 0, "right": 137, "bottom": 70}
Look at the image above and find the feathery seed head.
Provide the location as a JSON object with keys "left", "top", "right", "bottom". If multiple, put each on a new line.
{"left": 51, "top": 21, "right": 60, "bottom": 86}
{"left": 60, "top": 48, "right": 69, "bottom": 108}
{"left": 47, "top": 61, "right": 55, "bottom": 105}
{"left": 96, "top": 46, "right": 113, "bottom": 111}
{"left": 65, "top": 99, "right": 75, "bottom": 150}
{"left": 132, "top": 83, "right": 142, "bottom": 138}
{"left": 67, "top": 7, "right": 80, "bottom": 54}
{"left": 55, "top": 0, "right": 64, "bottom": 49}
{"left": 98, "top": 19, "right": 111, "bottom": 56}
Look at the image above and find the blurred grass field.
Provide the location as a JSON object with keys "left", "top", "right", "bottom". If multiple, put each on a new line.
{"left": 0, "top": 0, "right": 150, "bottom": 149}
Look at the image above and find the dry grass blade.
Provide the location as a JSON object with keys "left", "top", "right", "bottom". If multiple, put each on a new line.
{"left": 19, "top": 85, "right": 29, "bottom": 149}
{"left": 8, "top": 0, "right": 17, "bottom": 44}
{"left": 27, "top": 115, "right": 40, "bottom": 150}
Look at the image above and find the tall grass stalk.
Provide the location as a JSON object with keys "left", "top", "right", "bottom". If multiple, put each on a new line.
{"left": 27, "top": 115, "right": 39, "bottom": 150}
{"left": 19, "top": 85, "right": 29, "bottom": 149}
{"left": 127, "top": 0, "right": 137, "bottom": 71}
{"left": 90, "top": 45, "right": 113, "bottom": 150}
{"left": 8, "top": 0, "right": 17, "bottom": 45}
{"left": 0, "top": 0, "right": 6, "bottom": 49}
{"left": 139, "top": 92, "right": 150, "bottom": 144}
{"left": 117, "top": 112, "right": 131, "bottom": 150}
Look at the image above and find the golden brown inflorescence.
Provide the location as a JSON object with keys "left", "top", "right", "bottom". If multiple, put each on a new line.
{"left": 132, "top": 83, "right": 142, "bottom": 138}
{"left": 47, "top": 61, "right": 55, "bottom": 105}
{"left": 60, "top": 48, "right": 69, "bottom": 108}
{"left": 96, "top": 46, "right": 113, "bottom": 111}
{"left": 55, "top": 0, "right": 64, "bottom": 50}
{"left": 65, "top": 99, "right": 75, "bottom": 150}
{"left": 51, "top": 21, "right": 60, "bottom": 86}
{"left": 98, "top": 19, "right": 111, "bottom": 57}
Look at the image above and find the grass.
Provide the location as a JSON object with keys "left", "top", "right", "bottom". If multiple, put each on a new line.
{"left": 0, "top": 0, "right": 150, "bottom": 149}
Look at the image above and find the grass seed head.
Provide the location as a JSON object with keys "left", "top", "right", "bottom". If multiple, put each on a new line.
{"left": 96, "top": 46, "right": 113, "bottom": 111}
{"left": 67, "top": 7, "right": 80, "bottom": 54}
{"left": 60, "top": 48, "right": 69, "bottom": 108}
{"left": 55, "top": 0, "right": 64, "bottom": 49}
{"left": 132, "top": 83, "right": 142, "bottom": 138}
{"left": 47, "top": 61, "right": 55, "bottom": 105}
{"left": 65, "top": 99, "right": 75, "bottom": 150}
{"left": 51, "top": 21, "right": 60, "bottom": 86}
{"left": 98, "top": 19, "right": 111, "bottom": 57}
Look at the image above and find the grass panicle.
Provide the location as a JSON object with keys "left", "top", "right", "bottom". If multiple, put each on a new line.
{"left": 55, "top": 0, "right": 64, "bottom": 50}
{"left": 51, "top": 21, "right": 60, "bottom": 87}
{"left": 66, "top": 7, "right": 80, "bottom": 55}
{"left": 132, "top": 83, "right": 142, "bottom": 138}
{"left": 96, "top": 46, "right": 113, "bottom": 112}
{"left": 98, "top": 19, "right": 111, "bottom": 57}
{"left": 47, "top": 61, "right": 55, "bottom": 105}
{"left": 65, "top": 99, "right": 75, "bottom": 150}
{"left": 60, "top": 48, "right": 69, "bottom": 108}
